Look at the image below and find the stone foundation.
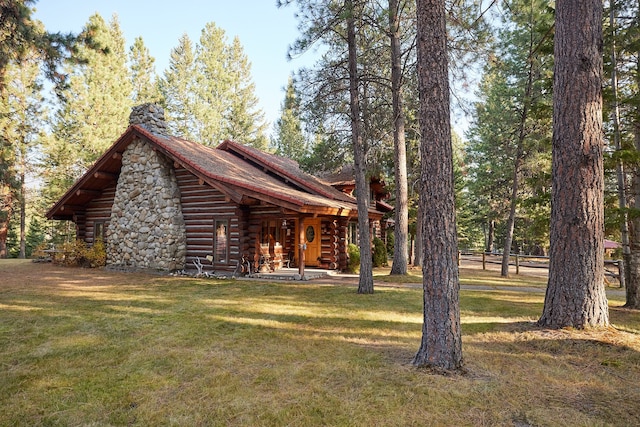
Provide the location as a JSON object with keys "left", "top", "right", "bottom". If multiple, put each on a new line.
{"left": 106, "top": 138, "right": 186, "bottom": 271}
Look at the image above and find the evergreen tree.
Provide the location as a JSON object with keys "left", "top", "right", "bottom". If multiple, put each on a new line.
{"left": 25, "top": 214, "right": 45, "bottom": 257}
{"left": 413, "top": 0, "right": 463, "bottom": 371}
{"left": 465, "top": 0, "right": 553, "bottom": 262}
{"left": 223, "top": 36, "right": 268, "bottom": 149}
{"left": 160, "top": 24, "right": 266, "bottom": 147}
{"left": 0, "top": 137, "right": 16, "bottom": 258}
{"left": 601, "top": 0, "right": 640, "bottom": 308}
{"left": 0, "top": 51, "right": 45, "bottom": 258}
{"left": 0, "top": 0, "right": 80, "bottom": 90}
{"left": 47, "top": 13, "right": 132, "bottom": 188}
{"left": 193, "top": 22, "right": 229, "bottom": 146}
{"left": 272, "top": 76, "right": 307, "bottom": 162}
{"left": 538, "top": 0, "right": 609, "bottom": 328}
{"left": 129, "top": 36, "right": 161, "bottom": 104}
{"left": 159, "top": 33, "right": 199, "bottom": 141}
{"left": 388, "top": 0, "right": 410, "bottom": 275}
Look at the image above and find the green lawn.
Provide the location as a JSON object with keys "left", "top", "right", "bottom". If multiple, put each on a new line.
{"left": 1, "top": 260, "right": 639, "bottom": 426}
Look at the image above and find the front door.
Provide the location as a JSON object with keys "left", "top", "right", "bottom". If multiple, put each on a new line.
{"left": 304, "top": 218, "right": 321, "bottom": 266}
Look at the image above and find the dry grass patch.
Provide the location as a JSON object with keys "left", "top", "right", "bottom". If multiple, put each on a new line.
{"left": 0, "top": 260, "right": 639, "bottom": 426}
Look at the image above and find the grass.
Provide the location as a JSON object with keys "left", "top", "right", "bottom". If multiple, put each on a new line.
{"left": 1, "top": 260, "right": 639, "bottom": 426}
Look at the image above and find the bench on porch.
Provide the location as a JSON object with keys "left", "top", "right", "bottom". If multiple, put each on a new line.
{"left": 259, "top": 243, "right": 289, "bottom": 271}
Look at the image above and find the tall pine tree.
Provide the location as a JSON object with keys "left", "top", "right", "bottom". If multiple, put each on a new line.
{"left": 160, "top": 24, "right": 266, "bottom": 147}
{"left": 272, "top": 75, "right": 307, "bottom": 162}
{"left": 0, "top": 52, "right": 45, "bottom": 258}
{"left": 129, "top": 36, "right": 161, "bottom": 105}
{"left": 47, "top": 13, "right": 132, "bottom": 188}
{"left": 159, "top": 34, "right": 199, "bottom": 141}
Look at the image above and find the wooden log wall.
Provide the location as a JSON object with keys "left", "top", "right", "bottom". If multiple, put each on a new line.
{"left": 75, "top": 213, "right": 87, "bottom": 242}
{"left": 283, "top": 220, "right": 296, "bottom": 266}
{"left": 176, "top": 169, "right": 240, "bottom": 273}
{"left": 320, "top": 219, "right": 340, "bottom": 270}
{"left": 337, "top": 217, "right": 349, "bottom": 271}
{"left": 237, "top": 206, "right": 250, "bottom": 264}
{"left": 84, "top": 183, "right": 116, "bottom": 245}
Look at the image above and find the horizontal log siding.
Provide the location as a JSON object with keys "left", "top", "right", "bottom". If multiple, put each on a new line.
{"left": 75, "top": 213, "right": 86, "bottom": 242}
{"left": 320, "top": 220, "right": 340, "bottom": 269}
{"left": 176, "top": 169, "right": 240, "bottom": 273}
{"left": 337, "top": 218, "right": 349, "bottom": 271}
{"left": 85, "top": 184, "right": 116, "bottom": 245}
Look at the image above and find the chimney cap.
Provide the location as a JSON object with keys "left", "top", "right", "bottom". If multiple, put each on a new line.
{"left": 129, "top": 103, "right": 168, "bottom": 136}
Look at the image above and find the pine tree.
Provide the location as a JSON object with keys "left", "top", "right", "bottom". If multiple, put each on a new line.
{"left": 273, "top": 76, "right": 307, "bottom": 162}
{"left": 0, "top": 51, "right": 45, "bottom": 258}
{"left": 193, "top": 22, "right": 229, "bottom": 146}
{"left": 539, "top": 0, "right": 609, "bottom": 328}
{"left": 465, "top": 0, "right": 554, "bottom": 262}
{"left": 159, "top": 34, "right": 199, "bottom": 141}
{"left": 0, "top": 134, "right": 16, "bottom": 258}
{"left": 0, "top": 0, "right": 79, "bottom": 90}
{"left": 129, "top": 36, "right": 161, "bottom": 104}
{"left": 160, "top": 24, "right": 266, "bottom": 147}
{"left": 412, "top": 0, "right": 463, "bottom": 371}
{"left": 48, "top": 13, "right": 132, "bottom": 184}
{"left": 223, "top": 36, "right": 268, "bottom": 149}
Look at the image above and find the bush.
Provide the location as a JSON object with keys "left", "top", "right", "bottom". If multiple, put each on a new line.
{"left": 86, "top": 240, "right": 107, "bottom": 268}
{"left": 386, "top": 231, "right": 395, "bottom": 256}
{"left": 58, "top": 240, "right": 106, "bottom": 268}
{"left": 373, "top": 237, "right": 388, "bottom": 267}
{"left": 346, "top": 243, "right": 360, "bottom": 274}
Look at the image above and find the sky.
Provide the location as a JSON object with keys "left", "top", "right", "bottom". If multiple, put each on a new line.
{"left": 33, "top": 0, "right": 315, "bottom": 137}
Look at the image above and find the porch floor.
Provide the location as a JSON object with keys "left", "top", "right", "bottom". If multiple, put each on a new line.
{"left": 248, "top": 267, "right": 333, "bottom": 281}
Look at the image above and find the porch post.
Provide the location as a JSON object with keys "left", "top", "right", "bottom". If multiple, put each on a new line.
{"left": 298, "top": 217, "right": 305, "bottom": 278}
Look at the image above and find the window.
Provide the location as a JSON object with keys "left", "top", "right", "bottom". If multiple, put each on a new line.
{"left": 94, "top": 221, "right": 104, "bottom": 242}
{"left": 214, "top": 220, "right": 229, "bottom": 263}
{"left": 261, "top": 220, "right": 280, "bottom": 244}
{"left": 348, "top": 222, "right": 358, "bottom": 246}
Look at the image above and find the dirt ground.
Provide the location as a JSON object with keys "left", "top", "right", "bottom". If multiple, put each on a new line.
{"left": 0, "top": 259, "right": 161, "bottom": 289}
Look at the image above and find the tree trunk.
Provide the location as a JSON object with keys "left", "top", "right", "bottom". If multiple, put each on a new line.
{"left": 19, "top": 169, "right": 26, "bottom": 259}
{"left": 414, "top": 202, "right": 422, "bottom": 266}
{"left": 389, "top": 0, "right": 409, "bottom": 275}
{"left": 610, "top": 2, "right": 631, "bottom": 289}
{"left": 627, "top": 197, "right": 640, "bottom": 307}
{"left": 624, "top": 4, "right": 640, "bottom": 309}
{"left": 502, "top": 9, "right": 538, "bottom": 278}
{"left": 485, "top": 219, "right": 495, "bottom": 253}
{"left": 538, "top": 0, "right": 609, "bottom": 328}
{"left": 346, "top": 0, "right": 373, "bottom": 294}
{"left": 412, "top": 0, "right": 462, "bottom": 370}
{"left": 501, "top": 160, "right": 520, "bottom": 277}
{"left": 0, "top": 185, "right": 11, "bottom": 259}
{"left": 626, "top": 65, "right": 640, "bottom": 308}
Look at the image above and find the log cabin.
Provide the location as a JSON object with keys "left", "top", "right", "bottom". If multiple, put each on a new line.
{"left": 46, "top": 104, "right": 392, "bottom": 276}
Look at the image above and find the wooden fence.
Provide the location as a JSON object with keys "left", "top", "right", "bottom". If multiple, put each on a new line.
{"left": 459, "top": 252, "right": 624, "bottom": 287}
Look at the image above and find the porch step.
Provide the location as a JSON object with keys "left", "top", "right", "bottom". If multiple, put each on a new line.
{"left": 250, "top": 268, "right": 330, "bottom": 281}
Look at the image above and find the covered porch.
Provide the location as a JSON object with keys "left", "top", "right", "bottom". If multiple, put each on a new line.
{"left": 246, "top": 214, "right": 350, "bottom": 276}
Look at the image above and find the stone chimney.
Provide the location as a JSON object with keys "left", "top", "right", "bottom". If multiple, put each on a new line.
{"left": 129, "top": 103, "right": 168, "bottom": 135}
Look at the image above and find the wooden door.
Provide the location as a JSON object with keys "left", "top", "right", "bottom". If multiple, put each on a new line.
{"left": 304, "top": 218, "right": 321, "bottom": 266}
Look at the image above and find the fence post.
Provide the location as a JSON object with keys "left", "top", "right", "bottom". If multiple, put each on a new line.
{"left": 515, "top": 254, "right": 520, "bottom": 275}
{"left": 482, "top": 252, "right": 486, "bottom": 270}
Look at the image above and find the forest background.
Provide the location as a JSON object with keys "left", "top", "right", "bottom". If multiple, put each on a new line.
{"left": 0, "top": 0, "right": 634, "bottom": 279}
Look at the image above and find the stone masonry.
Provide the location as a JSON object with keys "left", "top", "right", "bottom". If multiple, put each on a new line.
{"left": 106, "top": 105, "right": 186, "bottom": 271}
{"left": 128, "top": 103, "right": 169, "bottom": 135}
